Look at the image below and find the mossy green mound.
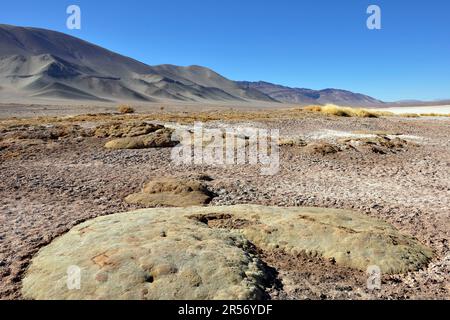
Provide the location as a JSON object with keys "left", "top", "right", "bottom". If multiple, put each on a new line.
{"left": 125, "top": 177, "right": 212, "bottom": 207}
{"left": 22, "top": 205, "right": 432, "bottom": 300}
{"left": 105, "top": 128, "right": 177, "bottom": 149}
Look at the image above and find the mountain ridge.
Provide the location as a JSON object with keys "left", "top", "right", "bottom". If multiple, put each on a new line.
{"left": 0, "top": 24, "right": 278, "bottom": 103}
{"left": 237, "top": 81, "right": 385, "bottom": 107}
{"left": 0, "top": 24, "right": 397, "bottom": 106}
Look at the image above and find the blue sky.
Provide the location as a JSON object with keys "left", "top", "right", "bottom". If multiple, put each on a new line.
{"left": 1, "top": 0, "right": 449, "bottom": 101}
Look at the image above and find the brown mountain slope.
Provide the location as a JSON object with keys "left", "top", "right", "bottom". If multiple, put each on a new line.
{"left": 0, "top": 24, "right": 276, "bottom": 103}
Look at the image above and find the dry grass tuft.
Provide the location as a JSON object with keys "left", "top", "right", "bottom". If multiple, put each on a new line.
{"left": 303, "top": 106, "right": 323, "bottom": 113}
{"left": 419, "top": 113, "right": 450, "bottom": 117}
{"left": 304, "top": 142, "right": 341, "bottom": 155}
{"left": 303, "top": 105, "right": 393, "bottom": 118}
{"left": 118, "top": 105, "right": 135, "bottom": 114}
{"left": 402, "top": 113, "right": 420, "bottom": 118}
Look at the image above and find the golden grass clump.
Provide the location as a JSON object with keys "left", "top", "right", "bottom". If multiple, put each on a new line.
{"left": 303, "top": 105, "right": 393, "bottom": 118}
{"left": 419, "top": 113, "right": 450, "bottom": 117}
{"left": 402, "top": 113, "right": 420, "bottom": 118}
{"left": 118, "top": 105, "right": 135, "bottom": 114}
{"left": 303, "top": 106, "right": 322, "bottom": 113}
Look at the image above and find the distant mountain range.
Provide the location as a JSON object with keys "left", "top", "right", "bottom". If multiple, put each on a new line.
{"left": 0, "top": 24, "right": 446, "bottom": 107}
{"left": 237, "top": 81, "right": 384, "bottom": 107}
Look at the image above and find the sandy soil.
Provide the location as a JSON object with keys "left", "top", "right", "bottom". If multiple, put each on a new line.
{"left": 0, "top": 100, "right": 282, "bottom": 119}
{"left": 0, "top": 108, "right": 449, "bottom": 300}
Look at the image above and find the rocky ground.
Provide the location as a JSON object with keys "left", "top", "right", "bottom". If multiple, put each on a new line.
{"left": 0, "top": 110, "right": 449, "bottom": 300}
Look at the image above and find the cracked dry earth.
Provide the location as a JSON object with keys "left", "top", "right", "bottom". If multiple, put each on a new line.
{"left": 0, "top": 113, "right": 449, "bottom": 300}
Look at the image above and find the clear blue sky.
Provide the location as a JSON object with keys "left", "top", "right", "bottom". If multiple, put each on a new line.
{"left": 1, "top": 0, "right": 449, "bottom": 101}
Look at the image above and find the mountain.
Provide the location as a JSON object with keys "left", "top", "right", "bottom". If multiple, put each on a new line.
{"left": 0, "top": 24, "right": 387, "bottom": 106}
{"left": 0, "top": 24, "right": 276, "bottom": 103}
{"left": 237, "top": 81, "right": 385, "bottom": 107}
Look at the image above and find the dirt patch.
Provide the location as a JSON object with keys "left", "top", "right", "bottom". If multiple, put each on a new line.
{"left": 304, "top": 142, "right": 341, "bottom": 155}
{"left": 262, "top": 250, "right": 368, "bottom": 299}
{"left": 339, "top": 136, "right": 411, "bottom": 154}
{"left": 189, "top": 213, "right": 259, "bottom": 229}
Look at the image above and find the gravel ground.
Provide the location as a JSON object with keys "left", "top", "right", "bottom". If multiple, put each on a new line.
{"left": 0, "top": 114, "right": 449, "bottom": 300}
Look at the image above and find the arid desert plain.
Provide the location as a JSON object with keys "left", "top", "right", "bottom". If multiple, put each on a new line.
{"left": 0, "top": 102, "right": 448, "bottom": 300}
